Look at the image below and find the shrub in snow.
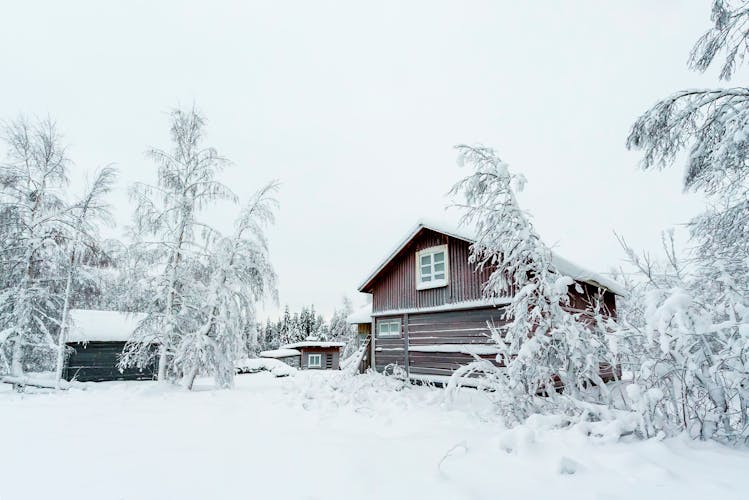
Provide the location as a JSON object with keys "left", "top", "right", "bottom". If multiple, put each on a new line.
{"left": 613, "top": 235, "right": 749, "bottom": 442}
{"left": 235, "top": 358, "right": 296, "bottom": 378}
{"left": 620, "top": 1, "right": 749, "bottom": 443}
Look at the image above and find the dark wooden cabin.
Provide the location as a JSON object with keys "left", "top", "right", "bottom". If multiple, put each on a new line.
{"left": 63, "top": 309, "right": 156, "bottom": 382}
{"left": 353, "top": 220, "right": 624, "bottom": 384}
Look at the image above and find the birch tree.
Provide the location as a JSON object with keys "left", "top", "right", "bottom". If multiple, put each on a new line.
{"left": 179, "top": 182, "right": 279, "bottom": 390}
{"left": 0, "top": 117, "right": 70, "bottom": 376}
{"left": 122, "top": 106, "right": 236, "bottom": 381}
{"left": 54, "top": 167, "right": 117, "bottom": 387}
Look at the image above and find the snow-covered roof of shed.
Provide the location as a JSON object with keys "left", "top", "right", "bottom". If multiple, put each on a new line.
{"left": 357, "top": 218, "right": 626, "bottom": 296}
{"left": 280, "top": 341, "right": 346, "bottom": 350}
{"left": 346, "top": 304, "right": 372, "bottom": 324}
{"left": 259, "top": 348, "right": 301, "bottom": 358}
{"left": 67, "top": 309, "right": 146, "bottom": 343}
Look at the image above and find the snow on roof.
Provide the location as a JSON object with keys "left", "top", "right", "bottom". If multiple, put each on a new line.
{"left": 357, "top": 218, "right": 626, "bottom": 296}
{"left": 549, "top": 253, "right": 626, "bottom": 297}
{"left": 346, "top": 304, "right": 372, "bottom": 324}
{"left": 371, "top": 297, "right": 512, "bottom": 317}
{"left": 259, "top": 348, "right": 301, "bottom": 358}
{"left": 280, "top": 341, "right": 346, "bottom": 350}
{"left": 67, "top": 309, "right": 146, "bottom": 343}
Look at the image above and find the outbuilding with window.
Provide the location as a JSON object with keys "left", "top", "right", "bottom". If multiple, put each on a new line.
{"left": 264, "top": 341, "right": 345, "bottom": 370}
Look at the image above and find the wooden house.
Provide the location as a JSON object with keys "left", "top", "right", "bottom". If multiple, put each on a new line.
{"left": 63, "top": 309, "right": 156, "bottom": 382}
{"left": 352, "top": 220, "right": 624, "bottom": 384}
{"left": 262, "top": 341, "right": 345, "bottom": 370}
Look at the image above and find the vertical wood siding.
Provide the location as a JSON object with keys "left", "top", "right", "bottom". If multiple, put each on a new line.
{"left": 371, "top": 229, "right": 500, "bottom": 313}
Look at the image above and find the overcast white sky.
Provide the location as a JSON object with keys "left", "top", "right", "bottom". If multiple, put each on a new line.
{"left": 0, "top": 1, "right": 734, "bottom": 319}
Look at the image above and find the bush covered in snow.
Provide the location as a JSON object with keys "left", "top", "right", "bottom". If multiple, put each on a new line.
{"left": 235, "top": 358, "right": 296, "bottom": 378}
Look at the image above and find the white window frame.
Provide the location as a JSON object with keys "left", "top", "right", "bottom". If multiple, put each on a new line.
{"left": 377, "top": 318, "right": 401, "bottom": 338}
{"left": 307, "top": 353, "right": 322, "bottom": 368}
{"left": 416, "top": 244, "right": 449, "bottom": 290}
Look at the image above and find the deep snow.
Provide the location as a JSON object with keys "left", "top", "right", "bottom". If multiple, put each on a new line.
{"left": 1, "top": 371, "right": 746, "bottom": 500}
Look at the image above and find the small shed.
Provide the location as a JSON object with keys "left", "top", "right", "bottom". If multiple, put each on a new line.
{"left": 278, "top": 341, "right": 345, "bottom": 370}
{"left": 63, "top": 309, "right": 156, "bottom": 382}
{"left": 259, "top": 348, "right": 302, "bottom": 368}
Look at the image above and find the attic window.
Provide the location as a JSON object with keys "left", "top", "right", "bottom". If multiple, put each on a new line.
{"left": 416, "top": 245, "right": 448, "bottom": 290}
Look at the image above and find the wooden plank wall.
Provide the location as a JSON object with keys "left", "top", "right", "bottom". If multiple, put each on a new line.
{"left": 63, "top": 341, "right": 157, "bottom": 382}
{"left": 373, "top": 316, "right": 407, "bottom": 373}
{"left": 407, "top": 308, "right": 505, "bottom": 377}
{"left": 373, "top": 307, "right": 507, "bottom": 376}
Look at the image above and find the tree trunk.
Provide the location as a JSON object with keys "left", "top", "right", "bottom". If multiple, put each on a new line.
{"left": 55, "top": 249, "right": 77, "bottom": 388}
{"left": 10, "top": 337, "right": 24, "bottom": 377}
{"left": 158, "top": 345, "right": 168, "bottom": 381}
{"left": 183, "top": 364, "right": 200, "bottom": 391}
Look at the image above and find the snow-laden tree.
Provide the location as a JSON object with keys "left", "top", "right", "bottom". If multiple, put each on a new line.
{"left": 122, "top": 106, "right": 236, "bottom": 381}
{"left": 628, "top": 0, "right": 749, "bottom": 293}
{"left": 622, "top": 0, "right": 749, "bottom": 441}
{"left": 0, "top": 117, "right": 71, "bottom": 376}
{"left": 329, "top": 297, "right": 354, "bottom": 341}
{"left": 178, "top": 182, "right": 279, "bottom": 390}
{"left": 449, "top": 145, "right": 615, "bottom": 424}
{"left": 54, "top": 167, "right": 117, "bottom": 387}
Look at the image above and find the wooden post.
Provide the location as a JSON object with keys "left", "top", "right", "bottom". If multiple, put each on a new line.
{"left": 370, "top": 317, "right": 376, "bottom": 372}
{"left": 403, "top": 313, "right": 409, "bottom": 377}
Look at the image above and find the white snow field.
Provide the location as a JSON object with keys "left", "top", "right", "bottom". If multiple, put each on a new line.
{"left": 1, "top": 372, "right": 746, "bottom": 500}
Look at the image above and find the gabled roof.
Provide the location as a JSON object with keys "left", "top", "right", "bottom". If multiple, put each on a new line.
{"left": 280, "top": 341, "right": 346, "bottom": 350}
{"left": 259, "top": 348, "right": 301, "bottom": 358}
{"left": 357, "top": 219, "right": 626, "bottom": 296}
{"left": 67, "top": 309, "right": 147, "bottom": 343}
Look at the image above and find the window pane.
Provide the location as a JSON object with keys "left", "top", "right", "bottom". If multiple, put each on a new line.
{"left": 434, "top": 272, "right": 445, "bottom": 280}
{"left": 421, "top": 265, "right": 431, "bottom": 275}
{"left": 420, "top": 254, "right": 431, "bottom": 266}
{"left": 433, "top": 252, "right": 444, "bottom": 263}
{"left": 421, "top": 275, "right": 431, "bottom": 282}
{"left": 434, "top": 262, "right": 445, "bottom": 272}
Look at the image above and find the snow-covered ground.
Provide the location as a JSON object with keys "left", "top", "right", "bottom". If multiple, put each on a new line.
{"left": 1, "top": 372, "right": 746, "bottom": 500}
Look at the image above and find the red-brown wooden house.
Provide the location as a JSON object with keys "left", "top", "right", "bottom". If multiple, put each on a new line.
{"left": 351, "top": 219, "right": 624, "bottom": 384}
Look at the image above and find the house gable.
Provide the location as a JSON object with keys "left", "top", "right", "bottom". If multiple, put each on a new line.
{"left": 367, "top": 228, "right": 497, "bottom": 313}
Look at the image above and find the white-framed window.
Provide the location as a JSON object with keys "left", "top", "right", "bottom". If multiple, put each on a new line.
{"left": 307, "top": 353, "right": 322, "bottom": 368}
{"left": 377, "top": 318, "right": 401, "bottom": 338}
{"left": 416, "top": 244, "right": 448, "bottom": 290}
